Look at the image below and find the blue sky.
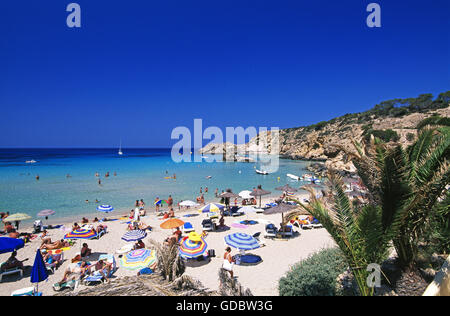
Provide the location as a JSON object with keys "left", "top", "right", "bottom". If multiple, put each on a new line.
{"left": 0, "top": 0, "right": 449, "bottom": 148}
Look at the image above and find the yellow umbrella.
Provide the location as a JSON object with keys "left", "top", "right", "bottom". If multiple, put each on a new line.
{"left": 3, "top": 213, "right": 32, "bottom": 222}
{"left": 160, "top": 218, "right": 185, "bottom": 229}
{"left": 188, "top": 232, "right": 202, "bottom": 242}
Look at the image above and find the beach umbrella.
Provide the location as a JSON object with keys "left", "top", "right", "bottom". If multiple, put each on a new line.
{"left": 224, "top": 233, "right": 260, "bottom": 251}
{"left": 187, "top": 232, "right": 202, "bottom": 242}
{"left": 238, "top": 190, "right": 253, "bottom": 199}
{"left": 97, "top": 205, "right": 114, "bottom": 213}
{"left": 179, "top": 200, "right": 199, "bottom": 207}
{"left": 198, "top": 203, "right": 225, "bottom": 213}
{"left": 64, "top": 228, "right": 98, "bottom": 240}
{"left": 30, "top": 249, "right": 48, "bottom": 294}
{"left": 154, "top": 199, "right": 168, "bottom": 205}
{"left": 179, "top": 236, "right": 208, "bottom": 259}
{"left": 263, "top": 203, "right": 297, "bottom": 225}
{"left": 121, "top": 230, "right": 147, "bottom": 242}
{"left": 219, "top": 191, "right": 240, "bottom": 199}
{"left": 250, "top": 185, "right": 271, "bottom": 208}
{"left": 37, "top": 209, "right": 55, "bottom": 218}
{"left": 160, "top": 218, "right": 185, "bottom": 229}
{"left": 0, "top": 237, "right": 24, "bottom": 254}
{"left": 119, "top": 249, "right": 156, "bottom": 271}
{"left": 2, "top": 213, "right": 32, "bottom": 222}
{"left": 275, "top": 184, "right": 298, "bottom": 192}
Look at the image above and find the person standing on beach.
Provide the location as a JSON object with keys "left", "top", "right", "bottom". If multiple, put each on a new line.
{"left": 98, "top": 178, "right": 102, "bottom": 186}
{"left": 205, "top": 187, "right": 208, "bottom": 194}
{"left": 215, "top": 188, "right": 219, "bottom": 198}
{"left": 223, "top": 247, "right": 235, "bottom": 278}
{"left": 155, "top": 197, "right": 160, "bottom": 212}
{"left": 200, "top": 187, "right": 203, "bottom": 194}
{"left": 167, "top": 195, "right": 173, "bottom": 207}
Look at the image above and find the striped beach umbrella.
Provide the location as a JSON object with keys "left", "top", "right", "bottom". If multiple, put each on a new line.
{"left": 97, "top": 205, "right": 114, "bottom": 213}
{"left": 121, "top": 230, "right": 147, "bottom": 242}
{"left": 119, "top": 249, "right": 156, "bottom": 271}
{"left": 224, "top": 233, "right": 260, "bottom": 251}
{"left": 37, "top": 209, "right": 56, "bottom": 217}
{"left": 198, "top": 203, "right": 225, "bottom": 213}
{"left": 64, "top": 228, "right": 98, "bottom": 240}
{"left": 179, "top": 236, "right": 207, "bottom": 259}
{"left": 154, "top": 199, "right": 167, "bottom": 205}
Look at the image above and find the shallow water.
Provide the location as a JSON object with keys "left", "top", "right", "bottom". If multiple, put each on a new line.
{"left": 0, "top": 148, "right": 318, "bottom": 225}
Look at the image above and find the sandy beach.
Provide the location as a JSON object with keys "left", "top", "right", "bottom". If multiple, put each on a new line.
{"left": 0, "top": 195, "right": 335, "bottom": 296}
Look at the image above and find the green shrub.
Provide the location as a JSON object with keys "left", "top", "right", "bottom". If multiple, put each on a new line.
{"left": 278, "top": 248, "right": 347, "bottom": 296}
{"left": 363, "top": 129, "right": 399, "bottom": 143}
{"left": 416, "top": 115, "right": 450, "bottom": 130}
{"left": 406, "top": 133, "right": 415, "bottom": 141}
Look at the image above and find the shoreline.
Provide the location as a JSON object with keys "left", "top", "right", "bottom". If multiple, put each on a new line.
{"left": 0, "top": 192, "right": 336, "bottom": 296}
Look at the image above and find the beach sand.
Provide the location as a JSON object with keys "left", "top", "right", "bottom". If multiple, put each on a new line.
{"left": 0, "top": 195, "right": 335, "bottom": 296}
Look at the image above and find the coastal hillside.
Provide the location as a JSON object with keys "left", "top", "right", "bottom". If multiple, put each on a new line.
{"left": 201, "top": 92, "right": 450, "bottom": 174}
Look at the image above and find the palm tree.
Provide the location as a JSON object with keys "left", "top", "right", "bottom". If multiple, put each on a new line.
{"left": 288, "top": 172, "right": 390, "bottom": 296}
{"left": 346, "top": 126, "right": 449, "bottom": 267}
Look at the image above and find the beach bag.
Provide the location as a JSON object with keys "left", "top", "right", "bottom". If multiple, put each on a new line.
{"left": 207, "top": 249, "right": 215, "bottom": 257}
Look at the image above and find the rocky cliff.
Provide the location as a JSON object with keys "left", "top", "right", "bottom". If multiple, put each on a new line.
{"left": 201, "top": 101, "right": 449, "bottom": 174}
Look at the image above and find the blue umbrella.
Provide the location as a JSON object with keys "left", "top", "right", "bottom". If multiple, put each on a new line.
{"left": 224, "top": 233, "right": 260, "bottom": 251}
{"left": 121, "top": 230, "right": 147, "bottom": 242}
{"left": 31, "top": 249, "right": 48, "bottom": 295}
{"left": 0, "top": 237, "right": 24, "bottom": 254}
{"left": 97, "top": 205, "right": 114, "bottom": 213}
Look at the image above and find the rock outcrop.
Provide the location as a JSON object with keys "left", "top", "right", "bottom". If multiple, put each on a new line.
{"left": 201, "top": 106, "right": 449, "bottom": 174}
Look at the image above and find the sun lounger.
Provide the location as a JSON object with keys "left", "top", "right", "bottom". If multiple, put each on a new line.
{"left": 83, "top": 254, "right": 116, "bottom": 285}
{"left": 53, "top": 279, "right": 79, "bottom": 292}
{"left": 11, "top": 287, "right": 42, "bottom": 296}
{"left": 0, "top": 267, "right": 23, "bottom": 282}
{"left": 46, "top": 253, "right": 64, "bottom": 274}
{"left": 182, "top": 222, "right": 195, "bottom": 233}
{"left": 279, "top": 225, "right": 294, "bottom": 238}
{"left": 201, "top": 219, "right": 215, "bottom": 231}
{"left": 264, "top": 224, "right": 278, "bottom": 238}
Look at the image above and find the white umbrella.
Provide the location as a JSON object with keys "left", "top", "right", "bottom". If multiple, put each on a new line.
{"left": 238, "top": 190, "right": 253, "bottom": 199}
{"left": 179, "top": 200, "right": 199, "bottom": 207}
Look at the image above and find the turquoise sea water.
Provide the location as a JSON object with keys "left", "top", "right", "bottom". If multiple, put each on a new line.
{"left": 0, "top": 148, "right": 314, "bottom": 225}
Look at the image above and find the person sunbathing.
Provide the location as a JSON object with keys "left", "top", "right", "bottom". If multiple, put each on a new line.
{"left": 0, "top": 251, "right": 27, "bottom": 272}
{"left": 55, "top": 261, "right": 88, "bottom": 286}
{"left": 72, "top": 223, "right": 80, "bottom": 231}
{"left": 95, "top": 224, "right": 107, "bottom": 234}
{"left": 40, "top": 239, "right": 69, "bottom": 250}
{"left": 138, "top": 222, "right": 151, "bottom": 231}
{"left": 168, "top": 208, "right": 175, "bottom": 218}
{"left": 88, "top": 259, "right": 112, "bottom": 282}
{"left": 133, "top": 240, "right": 145, "bottom": 250}
{"left": 81, "top": 217, "right": 89, "bottom": 224}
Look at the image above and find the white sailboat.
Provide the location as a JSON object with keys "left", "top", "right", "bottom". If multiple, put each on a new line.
{"left": 118, "top": 139, "right": 123, "bottom": 156}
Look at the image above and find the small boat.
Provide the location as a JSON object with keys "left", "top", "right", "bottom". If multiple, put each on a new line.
{"left": 25, "top": 160, "right": 37, "bottom": 164}
{"left": 118, "top": 139, "right": 123, "bottom": 156}
{"left": 256, "top": 169, "right": 269, "bottom": 175}
{"left": 287, "top": 173, "right": 300, "bottom": 180}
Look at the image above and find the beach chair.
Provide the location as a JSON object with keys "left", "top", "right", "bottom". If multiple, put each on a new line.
{"left": 11, "top": 287, "right": 42, "bottom": 296}
{"left": 201, "top": 219, "right": 214, "bottom": 231}
{"left": 182, "top": 222, "right": 195, "bottom": 234}
{"left": 97, "top": 226, "right": 108, "bottom": 238}
{"left": 279, "top": 225, "right": 294, "bottom": 238}
{"left": 46, "top": 252, "right": 64, "bottom": 274}
{"left": 53, "top": 279, "right": 79, "bottom": 292}
{"left": 311, "top": 218, "right": 323, "bottom": 229}
{"left": 264, "top": 224, "right": 278, "bottom": 239}
{"left": 0, "top": 267, "right": 23, "bottom": 282}
{"left": 83, "top": 254, "right": 116, "bottom": 285}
